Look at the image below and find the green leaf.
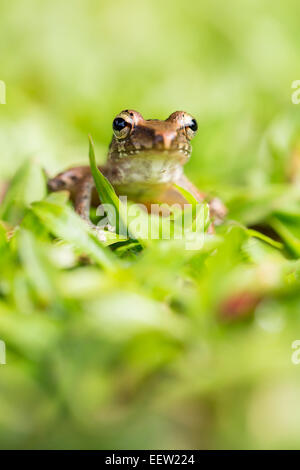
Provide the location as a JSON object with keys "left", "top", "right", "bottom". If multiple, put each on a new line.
{"left": 17, "top": 229, "right": 57, "bottom": 304}
{"left": 0, "top": 222, "right": 8, "bottom": 251}
{"left": 31, "top": 195, "right": 117, "bottom": 271}
{"left": 270, "top": 214, "right": 300, "bottom": 257}
{"left": 173, "top": 183, "right": 199, "bottom": 209}
{"left": 88, "top": 135, "right": 134, "bottom": 239}
{"left": 245, "top": 228, "right": 283, "bottom": 250}
{"left": 0, "top": 160, "right": 47, "bottom": 225}
{"left": 174, "top": 183, "right": 210, "bottom": 232}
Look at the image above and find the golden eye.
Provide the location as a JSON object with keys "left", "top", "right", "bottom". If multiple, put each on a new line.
{"left": 183, "top": 115, "right": 198, "bottom": 140}
{"left": 112, "top": 116, "right": 131, "bottom": 139}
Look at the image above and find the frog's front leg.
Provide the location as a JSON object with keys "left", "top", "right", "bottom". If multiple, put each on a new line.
{"left": 47, "top": 166, "right": 90, "bottom": 193}
{"left": 74, "top": 175, "right": 108, "bottom": 241}
{"left": 48, "top": 168, "right": 106, "bottom": 240}
{"left": 75, "top": 174, "right": 94, "bottom": 222}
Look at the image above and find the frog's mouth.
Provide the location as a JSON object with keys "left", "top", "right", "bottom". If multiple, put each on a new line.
{"left": 116, "top": 146, "right": 190, "bottom": 161}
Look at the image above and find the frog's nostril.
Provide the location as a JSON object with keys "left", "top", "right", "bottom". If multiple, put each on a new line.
{"left": 154, "top": 134, "right": 164, "bottom": 146}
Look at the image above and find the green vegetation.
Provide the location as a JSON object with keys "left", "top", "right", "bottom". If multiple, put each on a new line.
{"left": 1, "top": 0, "right": 300, "bottom": 449}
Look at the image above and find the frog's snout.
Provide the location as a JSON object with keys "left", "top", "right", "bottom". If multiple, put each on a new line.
{"left": 154, "top": 130, "right": 176, "bottom": 150}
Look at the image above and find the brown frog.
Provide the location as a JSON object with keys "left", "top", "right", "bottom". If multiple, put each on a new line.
{"left": 48, "top": 110, "right": 226, "bottom": 231}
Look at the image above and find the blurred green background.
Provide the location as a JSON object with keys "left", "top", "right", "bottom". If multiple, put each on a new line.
{"left": 1, "top": 0, "right": 300, "bottom": 449}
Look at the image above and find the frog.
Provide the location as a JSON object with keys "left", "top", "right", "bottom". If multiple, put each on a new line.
{"left": 48, "top": 110, "right": 226, "bottom": 233}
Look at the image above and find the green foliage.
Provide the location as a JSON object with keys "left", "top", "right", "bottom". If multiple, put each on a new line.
{"left": 88, "top": 135, "right": 131, "bottom": 238}
{"left": 1, "top": 0, "right": 300, "bottom": 450}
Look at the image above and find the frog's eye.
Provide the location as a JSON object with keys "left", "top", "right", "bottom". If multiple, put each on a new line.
{"left": 184, "top": 117, "right": 198, "bottom": 139}
{"left": 113, "top": 117, "right": 126, "bottom": 131}
{"left": 188, "top": 119, "right": 198, "bottom": 132}
{"left": 112, "top": 117, "right": 131, "bottom": 139}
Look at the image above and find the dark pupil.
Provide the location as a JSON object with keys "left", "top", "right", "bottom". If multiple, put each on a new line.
{"left": 113, "top": 117, "right": 127, "bottom": 132}
{"left": 189, "top": 119, "right": 198, "bottom": 132}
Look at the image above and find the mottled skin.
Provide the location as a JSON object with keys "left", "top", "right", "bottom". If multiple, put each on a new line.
{"left": 48, "top": 110, "right": 226, "bottom": 230}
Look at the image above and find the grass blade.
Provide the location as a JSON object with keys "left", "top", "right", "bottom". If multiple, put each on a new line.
{"left": 88, "top": 135, "right": 133, "bottom": 238}
{"left": 31, "top": 196, "right": 117, "bottom": 271}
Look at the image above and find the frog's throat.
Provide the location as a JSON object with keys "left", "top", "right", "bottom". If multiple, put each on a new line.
{"left": 105, "top": 153, "right": 186, "bottom": 186}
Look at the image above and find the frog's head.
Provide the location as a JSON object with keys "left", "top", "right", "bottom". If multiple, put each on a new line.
{"left": 109, "top": 110, "right": 197, "bottom": 161}
{"left": 107, "top": 110, "right": 198, "bottom": 185}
